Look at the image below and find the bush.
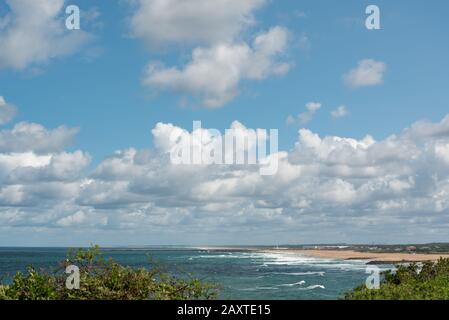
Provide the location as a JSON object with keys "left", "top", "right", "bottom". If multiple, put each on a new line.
{"left": 345, "top": 258, "right": 449, "bottom": 300}
{"left": 0, "top": 246, "right": 218, "bottom": 300}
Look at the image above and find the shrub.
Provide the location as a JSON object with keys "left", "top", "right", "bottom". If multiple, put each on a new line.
{"left": 345, "top": 258, "right": 449, "bottom": 300}
{"left": 0, "top": 246, "right": 218, "bottom": 300}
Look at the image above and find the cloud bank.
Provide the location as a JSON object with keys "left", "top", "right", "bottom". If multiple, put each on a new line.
{"left": 1, "top": 108, "right": 449, "bottom": 244}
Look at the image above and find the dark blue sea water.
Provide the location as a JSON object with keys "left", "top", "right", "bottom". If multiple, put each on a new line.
{"left": 0, "top": 247, "right": 391, "bottom": 300}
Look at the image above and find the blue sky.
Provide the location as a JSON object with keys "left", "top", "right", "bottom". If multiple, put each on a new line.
{"left": 1, "top": 0, "right": 449, "bottom": 246}
{"left": 1, "top": 0, "right": 448, "bottom": 159}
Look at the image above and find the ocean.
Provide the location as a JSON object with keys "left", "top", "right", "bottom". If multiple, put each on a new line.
{"left": 0, "top": 247, "right": 392, "bottom": 300}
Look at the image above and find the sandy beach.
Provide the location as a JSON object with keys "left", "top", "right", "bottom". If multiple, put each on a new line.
{"left": 265, "top": 249, "right": 449, "bottom": 264}
{"left": 194, "top": 246, "right": 449, "bottom": 264}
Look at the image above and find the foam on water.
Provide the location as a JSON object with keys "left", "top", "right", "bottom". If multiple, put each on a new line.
{"left": 195, "top": 251, "right": 372, "bottom": 272}
{"left": 240, "top": 281, "right": 325, "bottom": 291}
{"left": 277, "top": 280, "right": 306, "bottom": 287}
{"left": 238, "top": 251, "right": 370, "bottom": 271}
{"left": 272, "top": 271, "right": 325, "bottom": 276}
{"left": 298, "top": 285, "right": 326, "bottom": 290}
{"left": 191, "top": 250, "right": 386, "bottom": 296}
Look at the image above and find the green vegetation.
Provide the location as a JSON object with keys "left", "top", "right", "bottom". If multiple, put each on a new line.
{"left": 345, "top": 258, "right": 449, "bottom": 300}
{"left": 0, "top": 246, "right": 218, "bottom": 300}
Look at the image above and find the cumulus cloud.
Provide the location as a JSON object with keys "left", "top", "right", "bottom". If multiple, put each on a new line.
{"left": 287, "top": 102, "right": 321, "bottom": 125}
{"left": 0, "top": 122, "right": 79, "bottom": 153}
{"left": 2, "top": 114, "right": 449, "bottom": 243}
{"left": 0, "top": 96, "right": 17, "bottom": 124}
{"left": 79, "top": 115, "right": 449, "bottom": 241}
{"left": 0, "top": 112, "right": 88, "bottom": 211}
{"left": 0, "top": 0, "right": 92, "bottom": 70}
{"left": 0, "top": 121, "right": 89, "bottom": 210}
{"left": 144, "top": 27, "right": 291, "bottom": 108}
{"left": 405, "top": 115, "right": 449, "bottom": 139}
{"left": 129, "top": 1, "right": 292, "bottom": 108}
{"left": 129, "top": 0, "right": 266, "bottom": 47}
{"left": 343, "top": 59, "right": 387, "bottom": 88}
{"left": 331, "top": 105, "right": 349, "bottom": 119}
{"left": 305, "top": 102, "right": 321, "bottom": 112}
{"left": 3, "top": 151, "right": 90, "bottom": 184}
{"left": 55, "top": 209, "right": 106, "bottom": 228}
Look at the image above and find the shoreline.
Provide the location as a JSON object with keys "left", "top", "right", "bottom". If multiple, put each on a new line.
{"left": 262, "top": 249, "right": 449, "bottom": 264}
{"left": 192, "top": 246, "right": 449, "bottom": 264}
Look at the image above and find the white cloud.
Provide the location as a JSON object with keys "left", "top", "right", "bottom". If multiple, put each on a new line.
{"left": 4, "top": 151, "right": 90, "bottom": 183}
{"left": 82, "top": 115, "right": 449, "bottom": 240}
{"left": 144, "top": 27, "right": 291, "bottom": 108}
{"left": 343, "top": 59, "right": 387, "bottom": 88}
{"left": 0, "top": 112, "right": 89, "bottom": 211}
{"left": 285, "top": 115, "right": 296, "bottom": 126}
{"left": 0, "top": 0, "right": 93, "bottom": 70}
{"left": 331, "top": 105, "right": 349, "bottom": 119}
{"left": 435, "top": 143, "right": 449, "bottom": 165}
{"left": 128, "top": 1, "right": 292, "bottom": 108}
{"left": 287, "top": 102, "right": 321, "bottom": 125}
{"left": 305, "top": 102, "right": 321, "bottom": 112}
{"left": 405, "top": 115, "right": 449, "bottom": 139}
{"left": 54, "top": 208, "right": 107, "bottom": 228}
{"left": 0, "top": 152, "right": 51, "bottom": 171}
{"left": 56, "top": 211, "right": 87, "bottom": 227}
{"left": 129, "top": 0, "right": 266, "bottom": 47}
{"left": 0, "top": 103, "right": 89, "bottom": 208}
{"left": 0, "top": 122, "right": 79, "bottom": 153}
{"left": 2, "top": 114, "right": 449, "bottom": 244}
{"left": 0, "top": 96, "right": 17, "bottom": 124}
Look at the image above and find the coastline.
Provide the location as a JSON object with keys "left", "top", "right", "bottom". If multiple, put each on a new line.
{"left": 262, "top": 249, "right": 449, "bottom": 264}
{"left": 166, "top": 246, "right": 449, "bottom": 264}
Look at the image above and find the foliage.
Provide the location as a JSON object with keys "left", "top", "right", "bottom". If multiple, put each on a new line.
{"left": 0, "top": 246, "right": 218, "bottom": 300}
{"left": 345, "top": 258, "right": 449, "bottom": 300}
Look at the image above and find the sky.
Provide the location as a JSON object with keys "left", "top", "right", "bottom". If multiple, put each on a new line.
{"left": 0, "top": 0, "right": 449, "bottom": 246}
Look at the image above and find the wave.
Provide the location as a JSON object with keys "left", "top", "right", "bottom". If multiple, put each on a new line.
{"left": 299, "top": 285, "right": 325, "bottom": 290}
{"left": 239, "top": 286, "right": 279, "bottom": 291}
{"left": 240, "top": 282, "right": 325, "bottom": 291}
{"left": 251, "top": 252, "right": 370, "bottom": 271}
{"left": 192, "top": 251, "right": 374, "bottom": 272}
{"left": 272, "top": 271, "right": 325, "bottom": 276}
{"left": 277, "top": 280, "right": 306, "bottom": 287}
